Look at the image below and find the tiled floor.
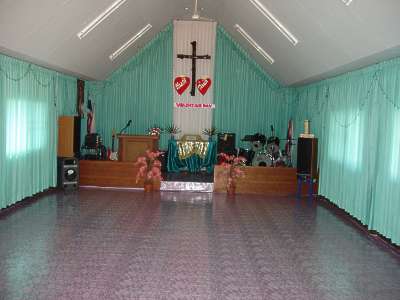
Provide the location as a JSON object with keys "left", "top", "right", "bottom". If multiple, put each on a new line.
{"left": 0, "top": 189, "right": 399, "bottom": 299}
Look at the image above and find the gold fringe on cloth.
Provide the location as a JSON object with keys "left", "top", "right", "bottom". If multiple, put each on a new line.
{"left": 177, "top": 141, "right": 209, "bottom": 160}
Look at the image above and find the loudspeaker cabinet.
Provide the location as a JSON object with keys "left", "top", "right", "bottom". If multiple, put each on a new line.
{"left": 296, "top": 138, "right": 318, "bottom": 179}
{"left": 57, "top": 157, "right": 79, "bottom": 191}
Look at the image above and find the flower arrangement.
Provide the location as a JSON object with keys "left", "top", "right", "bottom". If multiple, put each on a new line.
{"left": 219, "top": 153, "right": 247, "bottom": 194}
{"left": 148, "top": 125, "right": 163, "bottom": 136}
{"left": 165, "top": 124, "right": 181, "bottom": 139}
{"left": 202, "top": 126, "right": 218, "bottom": 137}
{"left": 135, "top": 150, "right": 163, "bottom": 190}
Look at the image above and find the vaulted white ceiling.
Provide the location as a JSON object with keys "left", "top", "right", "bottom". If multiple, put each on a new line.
{"left": 1, "top": 0, "right": 400, "bottom": 86}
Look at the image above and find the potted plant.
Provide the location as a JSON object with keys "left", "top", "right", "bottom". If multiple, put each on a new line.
{"left": 219, "top": 153, "right": 247, "bottom": 195}
{"left": 202, "top": 126, "right": 217, "bottom": 141}
{"left": 135, "top": 150, "right": 163, "bottom": 192}
{"left": 165, "top": 124, "right": 181, "bottom": 140}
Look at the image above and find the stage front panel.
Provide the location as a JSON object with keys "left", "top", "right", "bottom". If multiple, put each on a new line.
{"left": 214, "top": 166, "right": 316, "bottom": 196}
{"left": 79, "top": 160, "right": 160, "bottom": 189}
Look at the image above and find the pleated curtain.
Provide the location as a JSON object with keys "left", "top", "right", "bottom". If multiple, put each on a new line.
{"left": 291, "top": 58, "right": 400, "bottom": 245}
{"left": 0, "top": 53, "right": 76, "bottom": 209}
{"left": 86, "top": 24, "right": 291, "bottom": 151}
{"left": 213, "top": 27, "right": 291, "bottom": 148}
{"left": 86, "top": 24, "right": 173, "bottom": 150}
{"left": 10, "top": 20, "right": 392, "bottom": 244}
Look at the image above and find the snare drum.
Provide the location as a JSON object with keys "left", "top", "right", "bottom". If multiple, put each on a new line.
{"left": 252, "top": 152, "right": 273, "bottom": 167}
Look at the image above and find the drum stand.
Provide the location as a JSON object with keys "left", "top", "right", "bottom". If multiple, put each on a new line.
{"left": 296, "top": 173, "right": 315, "bottom": 200}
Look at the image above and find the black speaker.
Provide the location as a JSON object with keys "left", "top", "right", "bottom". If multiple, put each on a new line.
{"left": 217, "top": 133, "right": 236, "bottom": 155}
{"left": 159, "top": 151, "right": 168, "bottom": 173}
{"left": 297, "top": 138, "right": 318, "bottom": 178}
{"left": 57, "top": 157, "right": 79, "bottom": 190}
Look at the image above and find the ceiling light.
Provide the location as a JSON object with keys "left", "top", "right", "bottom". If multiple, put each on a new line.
{"left": 248, "top": 0, "right": 298, "bottom": 46}
{"left": 77, "top": 0, "right": 127, "bottom": 39}
{"left": 342, "top": 0, "right": 353, "bottom": 6}
{"left": 109, "top": 24, "right": 152, "bottom": 61}
{"left": 234, "top": 24, "right": 274, "bottom": 64}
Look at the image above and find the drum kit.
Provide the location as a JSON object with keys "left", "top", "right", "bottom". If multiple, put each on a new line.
{"left": 240, "top": 125, "right": 293, "bottom": 167}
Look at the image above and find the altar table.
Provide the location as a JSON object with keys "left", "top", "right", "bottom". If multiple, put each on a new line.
{"left": 167, "top": 139, "right": 216, "bottom": 173}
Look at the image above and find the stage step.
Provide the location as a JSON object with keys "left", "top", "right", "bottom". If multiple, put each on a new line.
{"left": 160, "top": 181, "right": 213, "bottom": 192}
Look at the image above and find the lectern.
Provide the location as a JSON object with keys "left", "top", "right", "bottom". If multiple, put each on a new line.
{"left": 118, "top": 135, "right": 159, "bottom": 162}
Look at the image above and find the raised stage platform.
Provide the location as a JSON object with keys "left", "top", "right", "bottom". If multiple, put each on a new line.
{"left": 214, "top": 165, "right": 299, "bottom": 195}
{"left": 79, "top": 160, "right": 309, "bottom": 195}
{"left": 79, "top": 160, "right": 161, "bottom": 190}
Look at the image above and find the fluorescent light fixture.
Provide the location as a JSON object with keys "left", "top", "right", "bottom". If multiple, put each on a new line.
{"left": 77, "top": 0, "right": 127, "bottom": 39}
{"left": 342, "top": 0, "right": 353, "bottom": 6}
{"left": 109, "top": 24, "right": 152, "bottom": 61}
{"left": 248, "top": 0, "right": 298, "bottom": 46}
{"left": 234, "top": 24, "right": 274, "bottom": 64}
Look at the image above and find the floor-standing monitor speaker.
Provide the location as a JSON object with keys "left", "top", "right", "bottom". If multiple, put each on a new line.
{"left": 297, "top": 138, "right": 318, "bottom": 178}
{"left": 58, "top": 116, "right": 81, "bottom": 158}
{"left": 58, "top": 157, "right": 79, "bottom": 190}
{"left": 217, "top": 133, "right": 236, "bottom": 155}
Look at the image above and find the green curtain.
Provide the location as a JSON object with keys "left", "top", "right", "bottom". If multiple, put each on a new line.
{"left": 0, "top": 53, "right": 77, "bottom": 209}
{"left": 82, "top": 21, "right": 400, "bottom": 245}
{"left": 213, "top": 26, "right": 292, "bottom": 149}
{"left": 55, "top": 73, "right": 77, "bottom": 116}
{"left": 292, "top": 58, "right": 400, "bottom": 245}
{"left": 86, "top": 24, "right": 291, "bottom": 151}
{"left": 86, "top": 24, "right": 173, "bottom": 150}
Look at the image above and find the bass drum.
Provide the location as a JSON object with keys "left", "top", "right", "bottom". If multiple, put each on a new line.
{"left": 252, "top": 152, "right": 272, "bottom": 167}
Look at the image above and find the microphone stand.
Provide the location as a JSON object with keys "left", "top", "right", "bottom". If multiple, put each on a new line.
{"left": 119, "top": 120, "right": 132, "bottom": 135}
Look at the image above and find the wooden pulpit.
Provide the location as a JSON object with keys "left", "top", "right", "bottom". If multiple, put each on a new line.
{"left": 118, "top": 135, "right": 159, "bottom": 162}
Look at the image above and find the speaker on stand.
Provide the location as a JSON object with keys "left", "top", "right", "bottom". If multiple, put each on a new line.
{"left": 297, "top": 138, "right": 318, "bottom": 178}
{"left": 57, "top": 157, "right": 79, "bottom": 191}
{"left": 296, "top": 137, "right": 318, "bottom": 199}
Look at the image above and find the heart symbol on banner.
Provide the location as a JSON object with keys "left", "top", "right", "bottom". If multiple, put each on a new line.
{"left": 174, "top": 76, "right": 190, "bottom": 95}
{"left": 196, "top": 78, "right": 212, "bottom": 95}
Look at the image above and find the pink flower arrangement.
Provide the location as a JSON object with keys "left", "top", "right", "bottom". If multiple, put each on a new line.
{"left": 135, "top": 150, "right": 163, "bottom": 184}
{"left": 219, "top": 153, "right": 247, "bottom": 190}
{"left": 148, "top": 125, "right": 163, "bottom": 136}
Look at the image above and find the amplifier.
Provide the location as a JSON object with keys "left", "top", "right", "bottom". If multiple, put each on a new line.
{"left": 217, "top": 133, "right": 236, "bottom": 155}
{"left": 84, "top": 133, "right": 101, "bottom": 148}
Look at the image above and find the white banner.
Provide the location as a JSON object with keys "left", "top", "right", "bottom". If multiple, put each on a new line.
{"left": 173, "top": 20, "right": 217, "bottom": 138}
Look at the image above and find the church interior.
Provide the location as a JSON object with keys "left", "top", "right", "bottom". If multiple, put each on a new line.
{"left": 0, "top": 0, "right": 400, "bottom": 299}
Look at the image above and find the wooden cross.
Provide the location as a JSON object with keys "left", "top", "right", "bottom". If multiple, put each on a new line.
{"left": 177, "top": 41, "right": 211, "bottom": 96}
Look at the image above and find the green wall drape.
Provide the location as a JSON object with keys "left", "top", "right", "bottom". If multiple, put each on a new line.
{"left": 292, "top": 58, "right": 400, "bottom": 245}
{"left": 214, "top": 27, "right": 291, "bottom": 148}
{"left": 86, "top": 24, "right": 173, "bottom": 150}
{"left": 86, "top": 24, "right": 292, "bottom": 151}
{"left": 0, "top": 53, "right": 76, "bottom": 209}
{"left": 83, "top": 22, "right": 400, "bottom": 245}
